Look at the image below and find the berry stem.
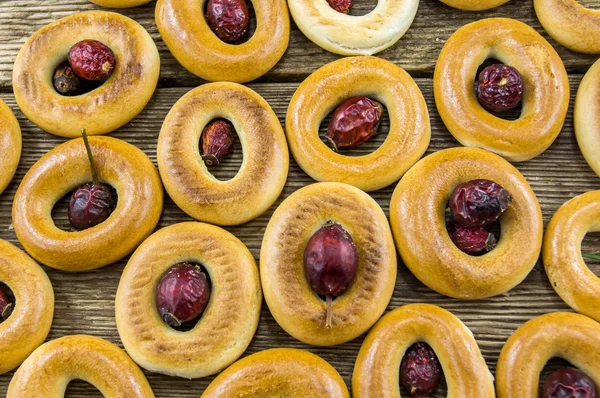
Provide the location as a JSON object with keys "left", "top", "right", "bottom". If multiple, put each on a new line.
{"left": 81, "top": 128, "right": 99, "bottom": 185}
{"left": 583, "top": 253, "right": 600, "bottom": 261}
{"left": 325, "top": 294, "right": 333, "bottom": 328}
{"left": 0, "top": 289, "right": 13, "bottom": 320}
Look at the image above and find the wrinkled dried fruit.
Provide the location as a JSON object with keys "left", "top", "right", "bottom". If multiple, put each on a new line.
{"left": 206, "top": 0, "right": 250, "bottom": 43}
{"left": 201, "top": 119, "right": 235, "bottom": 166}
{"left": 542, "top": 368, "right": 597, "bottom": 398}
{"left": 68, "top": 40, "right": 116, "bottom": 81}
{"left": 449, "top": 179, "right": 512, "bottom": 227}
{"left": 68, "top": 183, "right": 116, "bottom": 230}
{"left": 327, "top": 96, "right": 383, "bottom": 150}
{"left": 400, "top": 342, "right": 442, "bottom": 397}
{"left": 0, "top": 288, "right": 13, "bottom": 320}
{"left": 447, "top": 221, "right": 496, "bottom": 254}
{"left": 156, "top": 263, "right": 211, "bottom": 327}
{"left": 327, "top": 0, "right": 352, "bottom": 13}
{"left": 477, "top": 64, "right": 523, "bottom": 113}
{"left": 53, "top": 62, "right": 84, "bottom": 96}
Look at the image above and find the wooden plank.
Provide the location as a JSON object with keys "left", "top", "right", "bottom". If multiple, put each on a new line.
{"left": 0, "top": 0, "right": 598, "bottom": 90}
{"left": 0, "top": 77, "right": 598, "bottom": 396}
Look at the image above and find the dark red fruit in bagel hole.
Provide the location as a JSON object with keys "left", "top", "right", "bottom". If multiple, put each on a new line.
{"left": 201, "top": 119, "right": 235, "bottom": 166}
{"left": 476, "top": 64, "right": 523, "bottom": 113}
{"left": 327, "top": 96, "right": 383, "bottom": 151}
{"left": 447, "top": 221, "right": 496, "bottom": 254}
{"left": 206, "top": 0, "right": 250, "bottom": 43}
{"left": 156, "top": 263, "right": 211, "bottom": 327}
{"left": 327, "top": 0, "right": 353, "bottom": 13}
{"left": 449, "top": 179, "right": 512, "bottom": 227}
{"left": 542, "top": 368, "right": 597, "bottom": 398}
{"left": 68, "top": 40, "right": 116, "bottom": 81}
{"left": 400, "top": 342, "right": 442, "bottom": 397}
{"left": 304, "top": 221, "right": 358, "bottom": 328}
{"left": 0, "top": 287, "right": 13, "bottom": 320}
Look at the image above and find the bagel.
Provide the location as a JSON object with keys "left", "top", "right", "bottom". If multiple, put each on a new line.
{"left": 7, "top": 335, "right": 154, "bottom": 398}
{"left": 438, "top": 0, "right": 509, "bottom": 10}
{"left": 0, "top": 100, "right": 21, "bottom": 196}
{"left": 353, "top": 304, "right": 494, "bottom": 397}
{"left": 202, "top": 348, "right": 349, "bottom": 397}
{"left": 496, "top": 312, "right": 600, "bottom": 398}
{"left": 156, "top": 0, "right": 289, "bottom": 83}
{"left": 390, "top": 147, "right": 543, "bottom": 299}
{"left": 288, "top": 0, "right": 418, "bottom": 56}
{"left": 13, "top": 11, "right": 160, "bottom": 138}
{"left": 434, "top": 18, "right": 569, "bottom": 162}
{"left": 543, "top": 191, "right": 600, "bottom": 323}
{"left": 13, "top": 136, "right": 163, "bottom": 271}
{"left": 260, "top": 182, "right": 396, "bottom": 346}
{"left": 116, "top": 222, "right": 261, "bottom": 379}
{"left": 286, "top": 56, "right": 430, "bottom": 192}
{"left": 534, "top": 0, "right": 600, "bottom": 54}
{"left": 89, "top": 0, "right": 152, "bottom": 7}
{"left": 0, "top": 239, "right": 53, "bottom": 375}
{"left": 575, "top": 59, "right": 600, "bottom": 176}
{"left": 157, "top": 82, "right": 288, "bottom": 226}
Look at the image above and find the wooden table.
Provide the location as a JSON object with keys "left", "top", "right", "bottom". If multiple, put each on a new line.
{"left": 1, "top": 0, "right": 599, "bottom": 396}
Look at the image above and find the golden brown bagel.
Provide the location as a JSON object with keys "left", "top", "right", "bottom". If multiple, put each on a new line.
{"left": 0, "top": 239, "right": 53, "bottom": 375}
{"left": 543, "top": 191, "right": 600, "bottom": 323}
{"left": 13, "top": 136, "right": 163, "bottom": 271}
{"left": 575, "top": 59, "right": 600, "bottom": 176}
{"left": 7, "top": 335, "right": 154, "bottom": 398}
{"left": 390, "top": 147, "right": 543, "bottom": 299}
{"left": 13, "top": 11, "right": 160, "bottom": 138}
{"left": 202, "top": 348, "right": 350, "bottom": 398}
{"left": 434, "top": 18, "right": 569, "bottom": 162}
{"left": 156, "top": 0, "right": 289, "bottom": 83}
{"left": 286, "top": 56, "right": 430, "bottom": 192}
{"left": 260, "top": 182, "right": 396, "bottom": 346}
{"left": 157, "top": 82, "right": 288, "bottom": 226}
{"left": 496, "top": 312, "right": 600, "bottom": 398}
{"left": 353, "top": 304, "right": 494, "bottom": 397}
{"left": 116, "top": 222, "right": 261, "bottom": 379}
{"left": 438, "top": 0, "right": 509, "bottom": 11}
{"left": 534, "top": 0, "right": 600, "bottom": 54}
{"left": 0, "top": 100, "right": 21, "bottom": 196}
{"left": 89, "top": 0, "right": 152, "bottom": 7}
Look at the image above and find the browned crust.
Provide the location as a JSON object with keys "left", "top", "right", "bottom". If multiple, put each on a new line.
{"left": 89, "top": 0, "right": 152, "bottom": 7}
{"left": 439, "top": 0, "right": 510, "bottom": 11}
{"left": 575, "top": 59, "right": 600, "bottom": 176}
{"left": 0, "top": 100, "right": 21, "bottom": 196}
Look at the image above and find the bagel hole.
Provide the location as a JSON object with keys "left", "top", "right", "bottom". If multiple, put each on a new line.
{"left": 445, "top": 205, "right": 502, "bottom": 257}
{"left": 537, "top": 357, "right": 593, "bottom": 396}
{"left": 474, "top": 58, "right": 522, "bottom": 121}
{"left": 0, "top": 282, "right": 15, "bottom": 322}
{"left": 347, "top": 1, "right": 378, "bottom": 16}
{"left": 64, "top": 380, "right": 103, "bottom": 397}
{"left": 581, "top": 232, "right": 600, "bottom": 276}
{"left": 203, "top": 0, "right": 257, "bottom": 44}
{"left": 199, "top": 118, "right": 242, "bottom": 181}
{"left": 51, "top": 52, "right": 111, "bottom": 97}
{"left": 399, "top": 342, "right": 447, "bottom": 396}
{"left": 577, "top": 0, "right": 600, "bottom": 9}
{"left": 51, "top": 185, "right": 119, "bottom": 232}
{"left": 318, "top": 97, "right": 390, "bottom": 157}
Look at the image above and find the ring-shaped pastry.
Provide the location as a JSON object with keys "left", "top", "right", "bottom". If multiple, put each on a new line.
{"left": 288, "top": 0, "right": 418, "bottom": 56}
{"left": 438, "top": 0, "right": 509, "bottom": 11}
{"left": 0, "top": 100, "right": 21, "bottom": 196}
{"left": 534, "top": 0, "right": 600, "bottom": 54}
{"left": 7, "top": 335, "right": 154, "bottom": 397}
{"left": 13, "top": 11, "right": 160, "bottom": 138}
{"left": 13, "top": 136, "right": 163, "bottom": 272}
{"left": 543, "top": 191, "right": 600, "bottom": 322}
{"left": 0, "top": 239, "right": 53, "bottom": 375}
{"left": 353, "top": 304, "right": 495, "bottom": 397}
{"left": 496, "top": 312, "right": 600, "bottom": 398}
{"left": 575, "top": 59, "right": 600, "bottom": 176}
{"left": 156, "top": 0, "right": 289, "bottom": 83}
{"left": 390, "top": 147, "right": 543, "bottom": 299}
{"left": 260, "top": 182, "right": 396, "bottom": 346}
{"left": 116, "top": 222, "right": 261, "bottom": 379}
{"left": 434, "top": 18, "right": 569, "bottom": 162}
{"left": 89, "top": 0, "right": 152, "bottom": 7}
{"left": 286, "top": 56, "right": 430, "bottom": 192}
{"left": 157, "top": 82, "right": 288, "bottom": 226}
{"left": 202, "top": 348, "right": 349, "bottom": 397}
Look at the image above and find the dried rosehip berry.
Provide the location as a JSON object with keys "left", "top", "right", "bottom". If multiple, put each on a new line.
{"left": 0, "top": 287, "right": 13, "bottom": 320}
{"left": 53, "top": 62, "right": 84, "bottom": 96}
{"left": 206, "top": 0, "right": 250, "bottom": 43}
{"left": 68, "top": 40, "right": 116, "bottom": 81}
{"left": 477, "top": 64, "right": 523, "bottom": 113}
{"left": 201, "top": 119, "right": 235, "bottom": 166}
{"left": 156, "top": 263, "right": 211, "bottom": 327}
{"left": 400, "top": 342, "right": 442, "bottom": 396}
{"left": 542, "top": 368, "right": 597, "bottom": 398}
{"left": 449, "top": 179, "right": 512, "bottom": 227}
{"left": 327, "top": 0, "right": 352, "bottom": 13}
{"left": 447, "top": 221, "right": 496, "bottom": 254}
{"left": 327, "top": 96, "right": 383, "bottom": 151}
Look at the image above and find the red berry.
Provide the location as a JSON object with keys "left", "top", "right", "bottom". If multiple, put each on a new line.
{"left": 53, "top": 62, "right": 84, "bottom": 96}
{"left": 68, "top": 183, "right": 116, "bottom": 231}
{"left": 327, "top": 0, "right": 353, "bottom": 13}
{"left": 206, "top": 0, "right": 250, "bottom": 43}
{"left": 0, "top": 287, "right": 13, "bottom": 320}
{"left": 201, "top": 120, "right": 235, "bottom": 166}
{"left": 477, "top": 64, "right": 523, "bottom": 113}
{"left": 448, "top": 221, "right": 496, "bottom": 254}
{"left": 68, "top": 40, "right": 116, "bottom": 81}
{"left": 400, "top": 342, "right": 442, "bottom": 396}
{"left": 327, "top": 96, "right": 383, "bottom": 151}
{"left": 449, "top": 179, "right": 512, "bottom": 227}
{"left": 542, "top": 368, "right": 597, "bottom": 398}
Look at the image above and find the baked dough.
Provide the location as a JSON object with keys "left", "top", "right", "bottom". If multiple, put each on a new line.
{"left": 13, "top": 11, "right": 160, "bottom": 138}
{"left": 156, "top": 0, "right": 289, "bottom": 83}
{"left": 202, "top": 348, "right": 350, "bottom": 397}
{"left": 575, "top": 59, "right": 600, "bottom": 176}
{"left": 7, "top": 335, "right": 154, "bottom": 398}
{"left": 116, "top": 222, "right": 261, "bottom": 379}
{"left": 496, "top": 312, "right": 600, "bottom": 398}
{"left": 157, "top": 82, "right": 288, "bottom": 226}
{"left": 260, "top": 182, "right": 396, "bottom": 346}
{"left": 0, "top": 100, "right": 21, "bottom": 196}
{"left": 286, "top": 56, "right": 430, "bottom": 192}
{"left": 353, "top": 304, "right": 494, "bottom": 397}
{"left": 13, "top": 136, "right": 163, "bottom": 271}
{"left": 390, "top": 147, "right": 543, "bottom": 299}
{"left": 89, "top": 0, "right": 152, "bottom": 7}
{"left": 288, "top": 0, "right": 418, "bottom": 55}
{"left": 438, "top": 0, "right": 509, "bottom": 11}
{"left": 0, "top": 239, "right": 53, "bottom": 375}
{"left": 434, "top": 18, "right": 569, "bottom": 162}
